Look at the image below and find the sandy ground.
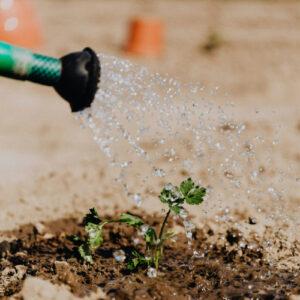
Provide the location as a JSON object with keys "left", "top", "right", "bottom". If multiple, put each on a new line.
{"left": 1, "top": 1, "right": 300, "bottom": 294}
{"left": 1, "top": 0, "right": 300, "bottom": 226}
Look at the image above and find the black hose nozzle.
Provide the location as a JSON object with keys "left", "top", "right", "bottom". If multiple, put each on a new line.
{"left": 55, "top": 48, "right": 100, "bottom": 112}
{"left": 0, "top": 42, "right": 100, "bottom": 112}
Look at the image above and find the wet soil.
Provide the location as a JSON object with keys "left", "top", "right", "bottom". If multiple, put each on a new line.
{"left": 0, "top": 211, "right": 299, "bottom": 299}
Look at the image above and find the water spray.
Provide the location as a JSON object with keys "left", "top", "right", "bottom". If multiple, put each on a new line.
{"left": 0, "top": 41, "right": 100, "bottom": 112}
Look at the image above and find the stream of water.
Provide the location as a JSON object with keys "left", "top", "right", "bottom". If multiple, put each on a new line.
{"left": 77, "top": 53, "right": 299, "bottom": 237}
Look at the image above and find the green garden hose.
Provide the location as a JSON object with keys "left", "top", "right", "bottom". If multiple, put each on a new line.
{"left": 0, "top": 41, "right": 100, "bottom": 112}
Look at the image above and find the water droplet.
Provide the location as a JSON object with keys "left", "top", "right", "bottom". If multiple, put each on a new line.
{"left": 215, "top": 142, "right": 222, "bottom": 150}
{"left": 113, "top": 250, "right": 126, "bottom": 262}
{"left": 237, "top": 123, "right": 246, "bottom": 134}
{"left": 183, "top": 220, "right": 195, "bottom": 230}
{"left": 192, "top": 250, "right": 204, "bottom": 258}
{"left": 239, "top": 242, "right": 246, "bottom": 248}
{"left": 251, "top": 171, "right": 258, "bottom": 181}
{"left": 73, "top": 52, "right": 294, "bottom": 240}
{"left": 152, "top": 167, "right": 166, "bottom": 177}
{"left": 120, "top": 161, "right": 131, "bottom": 168}
{"left": 139, "top": 225, "right": 149, "bottom": 236}
{"left": 147, "top": 267, "right": 157, "bottom": 278}
{"left": 132, "top": 193, "right": 142, "bottom": 207}
{"left": 179, "top": 209, "right": 188, "bottom": 219}
{"left": 224, "top": 207, "right": 230, "bottom": 214}
{"left": 169, "top": 148, "right": 176, "bottom": 156}
{"left": 267, "top": 187, "right": 281, "bottom": 200}
{"left": 132, "top": 238, "right": 140, "bottom": 245}
{"left": 248, "top": 243, "right": 257, "bottom": 250}
{"left": 183, "top": 220, "right": 195, "bottom": 240}
{"left": 164, "top": 183, "right": 174, "bottom": 191}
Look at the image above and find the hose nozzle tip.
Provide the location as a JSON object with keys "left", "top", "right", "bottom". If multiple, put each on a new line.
{"left": 55, "top": 47, "right": 100, "bottom": 112}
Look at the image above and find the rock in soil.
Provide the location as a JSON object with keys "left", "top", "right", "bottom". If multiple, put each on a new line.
{"left": 20, "top": 277, "right": 106, "bottom": 300}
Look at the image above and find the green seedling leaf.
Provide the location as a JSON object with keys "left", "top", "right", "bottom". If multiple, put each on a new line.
{"left": 79, "top": 244, "right": 93, "bottom": 264}
{"left": 119, "top": 213, "right": 144, "bottom": 227}
{"left": 159, "top": 184, "right": 184, "bottom": 214}
{"left": 180, "top": 178, "right": 194, "bottom": 196}
{"left": 127, "top": 250, "right": 152, "bottom": 271}
{"left": 83, "top": 207, "right": 101, "bottom": 225}
{"left": 161, "top": 230, "right": 176, "bottom": 242}
{"left": 185, "top": 186, "right": 206, "bottom": 205}
{"left": 180, "top": 178, "right": 206, "bottom": 205}
{"left": 68, "top": 235, "right": 82, "bottom": 245}
{"left": 144, "top": 227, "right": 157, "bottom": 246}
{"left": 73, "top": 208, "right": 109, "bottom": 264}
{"left": 85, "top": 222, "right": 106, "bottom": 251}
{"left": 127, "top": 258, "right": 140, "bottom": 271}
{"left": 170, "top": 205, "right": 182, "bottom": 215}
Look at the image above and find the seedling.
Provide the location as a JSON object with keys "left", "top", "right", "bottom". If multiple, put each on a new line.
{"left": 70, "top": 209, "right": 143, "bottom": 264}
{"left": 71, "top": 178, "right": 206, "bottom": 272}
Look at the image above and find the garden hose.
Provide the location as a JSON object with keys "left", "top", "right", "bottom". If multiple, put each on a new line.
{"left": 0, "top": 41, "right": 100, "bottom": 112}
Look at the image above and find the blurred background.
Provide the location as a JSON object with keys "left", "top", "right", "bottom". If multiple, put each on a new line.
{"left": 0, "top": 0, "right": 299, "bottom": 229}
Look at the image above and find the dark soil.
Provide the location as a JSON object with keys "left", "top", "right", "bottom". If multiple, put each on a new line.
{"left": 0, "top": 211, "right": 299, "bottom": 299}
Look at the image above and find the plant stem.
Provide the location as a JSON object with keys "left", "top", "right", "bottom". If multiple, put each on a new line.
{"left": 153, "top": 209, "right": 171, "bottom": 270}
{"left": 158, "top": 209, "right": 171, "bottom": 240}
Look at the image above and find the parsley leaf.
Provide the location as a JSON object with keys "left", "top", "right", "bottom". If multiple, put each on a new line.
{"left": 119, "top": 213, "right": 144, "bottom": 227}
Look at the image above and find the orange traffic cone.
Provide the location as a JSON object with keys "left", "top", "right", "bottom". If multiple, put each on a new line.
{"left": 0, "top": 0, "right": 42, "bottom": 49}
{"left": 125, "top": 17, "right": 164, "bottom": 56}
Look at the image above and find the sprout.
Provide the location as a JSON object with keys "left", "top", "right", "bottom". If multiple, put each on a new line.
{"left": 70, "top": 178, "right": 206, "bottom": 275}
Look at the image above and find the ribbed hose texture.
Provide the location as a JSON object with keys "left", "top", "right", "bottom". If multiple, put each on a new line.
{"left": 28, "top": 54, "right": 61, "bottom": 86}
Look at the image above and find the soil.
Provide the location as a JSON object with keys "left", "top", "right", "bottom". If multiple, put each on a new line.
{"left": 1, "top": 210, "right": 299, "bottom": 300}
